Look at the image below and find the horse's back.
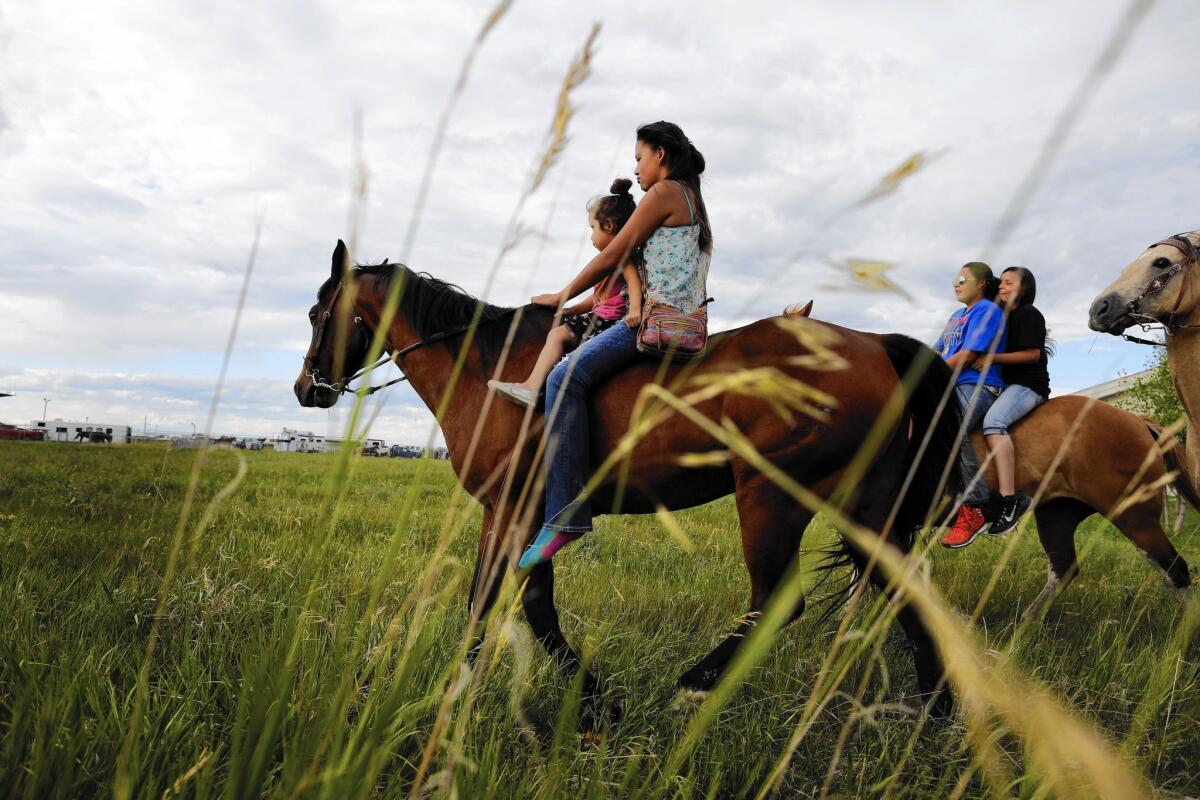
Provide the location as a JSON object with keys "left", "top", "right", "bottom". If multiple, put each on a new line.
{"left": 587, "top": 317, "right": 905, "bottom": 510}
{"left": 973, "top": 394, "right": 1163, "bottom": 508}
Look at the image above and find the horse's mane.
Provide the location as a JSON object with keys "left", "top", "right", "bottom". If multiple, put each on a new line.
{"left": 346, "top": 262, "right": 553, "bottom": 369}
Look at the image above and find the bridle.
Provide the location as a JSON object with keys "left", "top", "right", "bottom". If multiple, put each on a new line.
{"left": 1121, "top": 233, "right": 1200, "bottom": 347}
{"left": 303, "top": 279, "right": 490, "bottom": 397}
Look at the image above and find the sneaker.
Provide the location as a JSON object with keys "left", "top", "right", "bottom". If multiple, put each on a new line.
{"left": 987, "top": 492, "right": 1032, "bottom": 536}
{"left": 979, "top": 492, "right": 1003, "bottom": 524}
{"left": 942, "top": 505, "right": 986, "bottom": 548}
{"left": 488, "top": 380, "right": 536, "bottom": 408}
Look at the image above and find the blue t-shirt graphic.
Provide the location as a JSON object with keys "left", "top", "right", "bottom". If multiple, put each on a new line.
{"left": 934, "top": 299, "right": 1006, "bottom": 388}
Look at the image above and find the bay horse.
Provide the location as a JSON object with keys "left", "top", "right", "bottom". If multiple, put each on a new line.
{"left": 294, "top": 241, "right": 963, "bottom": 718}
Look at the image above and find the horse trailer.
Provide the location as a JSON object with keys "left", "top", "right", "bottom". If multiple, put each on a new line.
{"left": 30, "top": 419, "right": 131, "bottom": 444}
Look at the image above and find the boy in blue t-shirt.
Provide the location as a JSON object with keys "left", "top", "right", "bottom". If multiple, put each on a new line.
{"left": 937, "top": 262, "right": 1007, "bottom": 548}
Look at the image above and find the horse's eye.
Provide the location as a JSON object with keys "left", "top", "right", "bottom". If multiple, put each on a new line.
{"left": 1153, "top": 257, "right": 1172, "bottom": 269}
{"left": 308, "top": 310, "right": 318, "bottom": 323}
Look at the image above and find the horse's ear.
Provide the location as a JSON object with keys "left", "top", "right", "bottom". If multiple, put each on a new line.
{"left": 332, "top": 240, "right": 348, "bottom": 279}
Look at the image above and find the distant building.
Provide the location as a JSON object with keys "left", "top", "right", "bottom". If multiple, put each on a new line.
{"left": 1069, "top": 368, "right": 1156, "bottom": 406}
{"left": 30, "top": 419, "right": 131, "bottom": 444}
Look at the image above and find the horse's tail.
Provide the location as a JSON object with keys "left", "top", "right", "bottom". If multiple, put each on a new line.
{"left": 1146, "top": 421, "right": 1200, "bottom": 512}
{"left": 808, "top": 334, "right": 963, "bottom": 616}
{"left": 881, "top": 333, "right": 964, "bottom": 550}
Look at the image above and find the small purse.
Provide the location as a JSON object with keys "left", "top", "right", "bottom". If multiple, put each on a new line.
{"left": 636, "top": 299, "right": 712, "bottom": 362}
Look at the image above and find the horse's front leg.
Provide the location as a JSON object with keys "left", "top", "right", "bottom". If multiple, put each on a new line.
{"left": 466, "top": 504, "right": 503, "bottom": 665}
{"left": 521, "top": 561, "right": 618, "bottom": 732}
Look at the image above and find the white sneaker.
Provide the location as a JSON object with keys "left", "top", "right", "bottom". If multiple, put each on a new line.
{"left": 488, "top": 380, "right": 536, "bottom": 408}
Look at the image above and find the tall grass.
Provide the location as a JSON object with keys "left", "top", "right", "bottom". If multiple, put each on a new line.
{"left": 0, "top": 441, "right": 1197, "bottom": 797}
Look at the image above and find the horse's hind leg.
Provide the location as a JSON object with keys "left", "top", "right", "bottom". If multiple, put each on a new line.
{"left": 676, "top": 474, "right": 813, "bottom": 696}
{"left": 1113, "top": 503, "right": 1192, "bottom": 598}
{"left": 1022, "top": 498, "right": 1091, "bottom": 622}
{"left": 848, "top": 484, "right": 951, "bottom": 717}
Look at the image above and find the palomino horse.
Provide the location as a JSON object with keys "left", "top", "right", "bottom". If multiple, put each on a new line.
{"left": 1088, "top": 228, "right": 1200, "bottom": 578}
{"left": 295, "top": 241, "right": 963, "bottom": 718}
{"left": 1090, "top": 230, "right": 1200, "bottom": 485}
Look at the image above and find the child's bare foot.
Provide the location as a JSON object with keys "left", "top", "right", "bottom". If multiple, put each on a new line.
{"left": 488, "top": 380, "right": 537, "bottom": 408}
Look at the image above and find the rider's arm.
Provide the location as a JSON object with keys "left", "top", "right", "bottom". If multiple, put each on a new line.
{"left": 985, "top": 348, "right": 1040, "bottom": 366}
{"left": 562, "top": 296, "right": 594, "bottom": 315}
{"left": 532, "top": 183, "right": 674, "bottom": 308}
{"left": 945, "top": 350, "right": 983, "bottom": 371}
{"left": 622, "top": 261, "right": 643, "bottom": 327}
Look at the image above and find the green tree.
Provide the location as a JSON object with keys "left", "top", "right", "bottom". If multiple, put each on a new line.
{"left": 1117, "top": 348, "right": 1184, "bottom": 429}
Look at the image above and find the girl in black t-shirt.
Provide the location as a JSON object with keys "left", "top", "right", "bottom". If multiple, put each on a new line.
{"left": 975, "top": 267, "right": 1051, "bottom": 535}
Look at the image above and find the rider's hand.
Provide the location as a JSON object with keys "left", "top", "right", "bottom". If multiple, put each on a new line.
{"left": 531, "top": 293, "right": 562, "bottom": 308}
{"left": 624, "top": 309, "right": 642, "bottom": 328}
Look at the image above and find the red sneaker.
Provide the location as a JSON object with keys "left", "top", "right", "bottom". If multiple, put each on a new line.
{"left": 942, "top": 505, "right": 986, "bottom": 548}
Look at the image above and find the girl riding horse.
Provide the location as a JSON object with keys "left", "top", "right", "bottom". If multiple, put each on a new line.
{"left": 520, "top": 120, "right": 713, "bottom": 568}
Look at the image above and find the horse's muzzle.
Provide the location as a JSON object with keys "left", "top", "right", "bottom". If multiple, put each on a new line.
{"left": 294, "top": 378, "right": 339, "bottom": 409}
{"left": 1088, "top": 292, "right": 1134, "bottom": 335}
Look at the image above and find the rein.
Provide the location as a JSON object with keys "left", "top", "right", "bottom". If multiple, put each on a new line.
{"left": 1122, "top": 234, "right": 1200, "bottom": 347}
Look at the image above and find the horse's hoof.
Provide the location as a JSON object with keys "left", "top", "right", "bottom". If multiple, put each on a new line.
{"left": 581, "top": 728, "right": 608, "bottom": 749}
{"left": 580, "top": 695, "right": 624, "bottom": 738}
{"left": 673, "top": 688, "right": 710, "bottom": 708}
{"left": 925, "top": 692, "right": 953, "bottom": 721}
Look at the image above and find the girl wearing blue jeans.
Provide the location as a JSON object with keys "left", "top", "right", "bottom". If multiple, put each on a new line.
{"left": 974, "top": 267, "right": 1050, "bottom": 535}
{"left": 519, "top": 121, "right": 713, "bottom": 569}
{"left": 937, "top": 262, "right": 1006, "bottom": 549}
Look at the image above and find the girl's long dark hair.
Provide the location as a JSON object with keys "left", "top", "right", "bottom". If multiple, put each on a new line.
{"left": 636, "top": 121, "right": 712, "bottom": 253}
{"left": 964, "top": 261, "right": 1000, "bottom": 302}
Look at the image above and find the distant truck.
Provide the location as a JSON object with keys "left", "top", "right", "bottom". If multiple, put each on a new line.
{"left": 0, "top": 422, "right": 44, "bottom": 441}
{"left": 389, "top": 445, "right": 424, "bottom": 459}
{"left": 361, "top": 441, "right": 387, "bottom": 457}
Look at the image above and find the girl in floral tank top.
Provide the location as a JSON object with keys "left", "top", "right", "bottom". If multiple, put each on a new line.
{"left": 518, "top": 121, "right": 714, "bottom": 569}
{"left": 641, "top": 180, "right": 711, "bottom": 312}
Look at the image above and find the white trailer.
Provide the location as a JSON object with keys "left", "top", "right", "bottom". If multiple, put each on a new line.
{"left": 276, "top": 427, "right": 385, "bottom": 454}
{"left": 30, "top": 419, "right": 132, "bottom": 444}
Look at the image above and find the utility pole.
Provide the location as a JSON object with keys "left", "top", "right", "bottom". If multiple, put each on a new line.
{"left": 42, "top": 398, "right": 50, "bottom": 420}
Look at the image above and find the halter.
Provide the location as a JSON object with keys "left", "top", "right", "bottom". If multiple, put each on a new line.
{"left": 1121, "top": 234, "right": 1200, "bottom": 347}
{"left": 303, "top": 279, "right": 491, "bottom": 397}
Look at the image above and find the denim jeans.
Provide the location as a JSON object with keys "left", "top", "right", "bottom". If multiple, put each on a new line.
{"left": 542, "top": 322, "right": 641, "bottom": 532}
{"left": 955, "top": 383, "right": 999, "bottom": 506}
{"left": 982, "top": 384, "right": 1046, "bottom": 437}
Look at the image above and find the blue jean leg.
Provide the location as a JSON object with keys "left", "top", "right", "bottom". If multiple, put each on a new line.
{"left": 982, "top": 385, "right": 1045, "bottom": 436}
{"left": 542, "top": 322, "right": 641, "bottom": 532}
{"left": 956, "top": 383, "right": 998, "bottom": 506}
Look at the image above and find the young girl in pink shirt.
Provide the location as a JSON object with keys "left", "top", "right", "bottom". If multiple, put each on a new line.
{"left": 489, "top": 178, "right": 643, "bottom": 407}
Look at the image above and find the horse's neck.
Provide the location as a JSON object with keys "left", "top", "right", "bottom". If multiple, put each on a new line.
{"left": 1165, "top": 333, "right": 1200, "bottom": 479}
{"left": 380, "top": 312, "right": 541, "bottom": 485}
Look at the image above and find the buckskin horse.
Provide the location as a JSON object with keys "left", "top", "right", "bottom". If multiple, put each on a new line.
{"left": 295, "top": 241, "right": 964, "bottom": 718}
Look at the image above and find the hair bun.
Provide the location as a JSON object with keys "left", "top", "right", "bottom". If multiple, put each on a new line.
{"left": 688, "top": 143, "right": 706, "bottom": 175}
{"left": 609, "top": 177, "right": 633, "bottom": 195}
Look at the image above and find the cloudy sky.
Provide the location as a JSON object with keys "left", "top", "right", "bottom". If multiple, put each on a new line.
{"left": 2, "top": 0, "right": 1198, "bottom": 446}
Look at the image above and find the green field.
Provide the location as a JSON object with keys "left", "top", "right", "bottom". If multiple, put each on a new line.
{"left": 1, "top": 440, "right": 1198, "bottom": 798}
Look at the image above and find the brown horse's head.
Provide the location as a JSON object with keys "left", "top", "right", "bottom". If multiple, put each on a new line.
{"left": 294, "top": 240, "right": 371, "bottom": 409}
{"left": 1089, "top": 229, "right": 1200, "bottom": 335}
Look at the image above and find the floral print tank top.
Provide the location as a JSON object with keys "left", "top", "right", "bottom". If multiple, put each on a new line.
{"left": 641, "top": 181, "right": 710, "bottom": 312}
